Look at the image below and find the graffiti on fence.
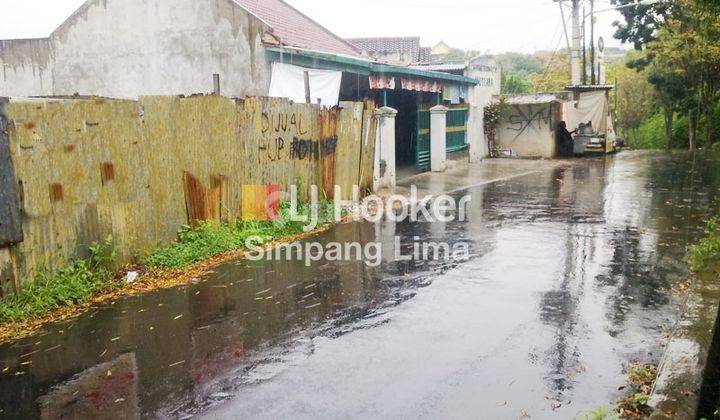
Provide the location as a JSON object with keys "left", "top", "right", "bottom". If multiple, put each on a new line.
{"left": 261, "top": 111, "right": 308, "bottom": 136}
{"left": 289, "top": 136, "right": 338, "bottom": 161}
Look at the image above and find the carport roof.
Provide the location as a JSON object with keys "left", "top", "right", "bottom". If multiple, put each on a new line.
{"left": 266, "top": 46, "right": 479, "bottom": 86}
{"left": 497, "top": 93, "right": 568, "bottom": 105}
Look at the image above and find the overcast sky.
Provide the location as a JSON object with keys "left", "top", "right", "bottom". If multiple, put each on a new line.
{"left": 0, "top": 0, "right": 628, "bottom": 54}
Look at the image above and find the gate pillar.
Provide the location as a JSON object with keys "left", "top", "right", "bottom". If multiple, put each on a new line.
{"left": 374, "top": 106, "right": 398, "bottom": 191}
{"left": 430, "top": 105, "right": 448, "bottom": 172}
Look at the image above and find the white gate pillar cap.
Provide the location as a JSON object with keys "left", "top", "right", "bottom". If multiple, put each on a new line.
{"left": 430, "top": 105, "right": 448, "bottom": 114}
{"left": 376, "top": 106, "right": 398, "bottom": 117}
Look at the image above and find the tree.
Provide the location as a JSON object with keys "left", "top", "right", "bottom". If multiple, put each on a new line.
{"left": 606, "top": 52, "right": 656, "bottom": 145}
{"left": 530, "top": 50, "right": 570, "bottom": 93}
{"left": 501, "top": 73, "right": 532, "bottom": 94}
{"left": 610, "top": 0, "right": 670, "bottom": 49}
{"left": 645, "top": 62, "right": 687, "bottom": 149}
{"left": 614, "top": 0, "right": 720, "bottom": 149}
{"left": 495, "top": 53, "right": 544, "bottom": 77}
{"left": 645, "top": 0, "right": 720, "bottom": 149}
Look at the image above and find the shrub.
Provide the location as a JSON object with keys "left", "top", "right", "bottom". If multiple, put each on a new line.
{"left": 689, "top": 218, "right": 720, "bottom": 272}
{"left": 0, "top": 236, "right": 118, "bottom": 323}
{"left": 142, "top": 200, "right": 336, "bottom": 269}
{"left": 631, "top": 112, "right": 689, "bottom": 149}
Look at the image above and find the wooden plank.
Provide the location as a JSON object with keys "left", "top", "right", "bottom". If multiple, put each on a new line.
{"left": 358, "top": 102, "right": 377, "bottom": 195}
{"left": 320, "top": 109, "right": 339, "bottom": 199}
{"left": 335, "top": 102, "right": 364, "bottom": 200}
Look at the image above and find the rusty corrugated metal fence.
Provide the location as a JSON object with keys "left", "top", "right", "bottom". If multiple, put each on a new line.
{"left": 0, "top": 96, "right": 377, "bottom": 296}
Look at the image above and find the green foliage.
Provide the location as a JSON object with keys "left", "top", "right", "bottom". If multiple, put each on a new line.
{"left": 614, "top": 0, "right": 720, "bottom": 149}
{"left": 689, "top": 218, "right": 720, "bottom": 272}
{"left": 606, "top": 51, "right": 657, "bottom": 139}
{"left": 484, "top": 99, "right": 508, "bottom": 156}
{"left": 622, "top": 392, "right": 650, "bottom": 409}
{"left": 501, "top": 73, "right": 532, "bottom": 95}
{"left": 576, "top": 406, "right": 620, "bottom": 420}
{"left": 142, "top": 201, "right": 336, "bottom": 269}
{"left": 627, "top": 362, "right": 657, "bottom": 387}
{"left": 88, "top": 235, "right": 118, "bottom": 272}
{"left": 0, "top": 236, "right": 118, "bottom": 323}
{"left": 484, "top": 99, "right": 506, "bottom": 127}
{"left": 530, "top": 50, "right": 571, "bottom": 93}
{"left": 631, "top": 112, "right": 689, "bottom": 149}
{"left": 489, "top": 51, "right": 570, "bottom": 94}
{"left": 610, "top": 0, "right": 670, "bottom": 49}
{"left": 0, "top": 197, "right": 340, "bottom": 324}
{"left": 616, "top": 362, "right": 655, "bottom": 418}
{"left": 495, "top": 52, "right": 544, "bottom": 77}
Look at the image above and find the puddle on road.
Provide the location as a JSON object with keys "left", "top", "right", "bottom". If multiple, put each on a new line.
{"left": 1, "top": 151, "right": 720, "bottom": 419}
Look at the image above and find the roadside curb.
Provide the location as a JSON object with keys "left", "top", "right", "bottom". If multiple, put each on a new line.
{"left": 648, "top": 270, "right": 720, "bottom": 419}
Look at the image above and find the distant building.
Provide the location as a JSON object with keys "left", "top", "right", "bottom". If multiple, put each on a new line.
{"left": 345, "top": 37, "right": 431, "bottom": 65}
{"left": 431, "top": 41, "right": 454, "bottom": 61}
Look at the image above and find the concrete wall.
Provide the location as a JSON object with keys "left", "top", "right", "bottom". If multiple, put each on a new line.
{"left": 0, "top": 39, "right": 54, "bottom": 96}
{"left": 496, "top": 103, "right": 559, "bottom": 159}
{"left": 0, "top": 0, "right": 271, "bottom": 98}
{"left": 466, "top": 56, "right": 501, "bottom": 161}
{"left": 0, "top": 95, "right": 375, "bottom": 295}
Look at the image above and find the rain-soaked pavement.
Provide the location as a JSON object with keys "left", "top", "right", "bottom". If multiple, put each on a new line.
{"left": 2, "top": 151, "right": 720, "bottom": 419}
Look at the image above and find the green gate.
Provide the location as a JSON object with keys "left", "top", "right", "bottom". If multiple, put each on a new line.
{"left": 415, "top": 109, "right": 431, "bottom": 172}
{"left": 446, "top": 107, "right": 469, "bottom": 153}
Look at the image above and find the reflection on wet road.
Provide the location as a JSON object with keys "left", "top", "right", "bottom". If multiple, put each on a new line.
{"left": 2, "top": 151, "right": 720, "bottom": 419}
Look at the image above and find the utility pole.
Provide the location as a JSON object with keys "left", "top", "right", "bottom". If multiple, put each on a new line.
{"left": 590, "top": 0, "right": 596, "bottom": 85}
{"left": 570, "top": 0, "right": 582, "bottom": 85}
{"left": 582, "top": 7, "right": 587, "bottom": 85}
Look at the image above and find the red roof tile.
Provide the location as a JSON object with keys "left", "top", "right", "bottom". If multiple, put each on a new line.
{"left": 234, "top": 0, "right": 362, "bottom": 57}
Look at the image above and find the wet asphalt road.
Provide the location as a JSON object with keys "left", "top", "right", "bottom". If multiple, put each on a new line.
{"left": 1, "top": 151, "right": 720, "bottom": 419}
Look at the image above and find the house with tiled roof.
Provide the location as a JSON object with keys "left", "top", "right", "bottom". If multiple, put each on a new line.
{"left": 236, "top": 0, "right": 362, "bottom": 58}
{"left": 0, "top": 0, "right": 368, "bottom": 99}
{"left": 0, "top": 0, "right": 499, "bottom": 184}
{"left": 345, "top": 37, "right": 431, "bottom": 65}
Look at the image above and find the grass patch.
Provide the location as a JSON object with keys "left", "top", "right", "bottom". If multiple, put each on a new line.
{"left": 0, "top": 236, "right": 119, "bottom": 323}
{"left": 142, "top": 200, "right": 336, "bottom": 269}
{"left": 576, "top": 405, "right": 620, "bottom": 420}
{"left": 618, "top": 362, "right": 656, "bottom": 419}
{"left": 0, "top": 200, "right": 338, "bottom": 325}
{"left": 689, "top": 218, "right": 720, "bottom": 273}
{"left": 576, "top": 362, "right": 657, "bottom": 420}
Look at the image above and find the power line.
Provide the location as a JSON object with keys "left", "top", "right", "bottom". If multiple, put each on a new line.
{"left": 360, "top": 0, "right": 555, "bottom": 10}
{"left": 442, "top": 3, "right": 557, "bottom": 41}
{"left": 536, "top": 14, "right": 571, "bottom": 91}
{"left": 460, "top": 12, "right": 562, "bottom": 50}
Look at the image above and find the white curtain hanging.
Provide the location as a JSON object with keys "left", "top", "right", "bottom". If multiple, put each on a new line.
{"left": 268, "top": 62, "right": 342, "bottom": 107}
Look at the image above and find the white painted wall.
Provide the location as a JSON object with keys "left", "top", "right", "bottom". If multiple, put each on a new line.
{"left": 466, "top": 56, "right": 501, "bottom": 162}
{"left": 496, "top": 103, "right": 558, "bottom": 159}
{"left": 0, "top": 0, "right": 271, "bottom": 99}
